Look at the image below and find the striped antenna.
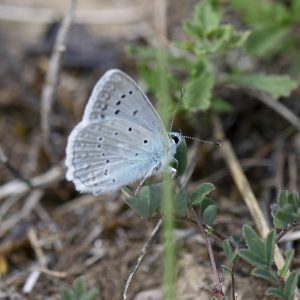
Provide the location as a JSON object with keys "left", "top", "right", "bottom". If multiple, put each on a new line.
{"left": 170, "top": 88, "right": 184, "bottom": 132}
{"left": 183, "top": 135, "right": 222, "bottom": 147}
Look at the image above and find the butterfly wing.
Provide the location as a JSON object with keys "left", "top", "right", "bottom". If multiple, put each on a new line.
{"left": 82, "top": 69, "right": 168, "bottom": 139}
{"left": 66, "top": 118, "right": 164, "bottom": 195}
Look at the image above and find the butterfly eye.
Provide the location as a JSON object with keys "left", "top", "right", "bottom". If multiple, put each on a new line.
{"left": 171, "top": 134, "right": 179, "bottom": 144}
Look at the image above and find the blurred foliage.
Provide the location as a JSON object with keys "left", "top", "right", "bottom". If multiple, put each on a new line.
{"left": 128, "top": 0, "right": 298, "bottom": 115}
{"left": 230, "top": 0, "right": 300, "bottom": 76}
{"left": 271, "top": 191, "right": 300, "bottom": 229}
{"left": 61, "top": 277, "right": 99, "bottom": 300}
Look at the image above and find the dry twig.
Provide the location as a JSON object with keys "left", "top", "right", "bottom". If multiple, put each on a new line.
{"left": 28, "top": 227, "right": 47, "bottom": 269}
{"left": 0, "top": 163, "right": 63, "bottom": 200}
{"left": 40, "top": 0, "right": 76, "bottom": 149}
{"left": 0, "top": 190, "right": 44, "bottom": 237}
{"left": 123, "top": 219, "right": 162, "bottom": 300}
{"left": 0, "top": 144, "right": 31, "bottom": 187}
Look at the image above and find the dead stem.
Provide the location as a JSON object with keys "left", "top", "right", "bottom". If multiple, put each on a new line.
{"left": 40, "top": 0, "right": 76, "bottom": 153}
{"left": 0, "top": 144, "right": 32, "bottom": 187}
{"left": 0, "top": 163, "right": 64, "bottom": 200}
{"left": 122, "top": 219, "right": 162, "bottom": 300}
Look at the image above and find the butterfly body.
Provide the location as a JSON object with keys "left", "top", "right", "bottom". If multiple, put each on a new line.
{"left": 65, "top": 69, "right": 182, "bottom": 195}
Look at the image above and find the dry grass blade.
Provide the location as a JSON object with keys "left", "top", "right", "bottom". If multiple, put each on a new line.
{"left": 250, "top": 91, "right": 300, "bottom": 132}
{"left": 0, "top": 144, "right": 31, "bottom": 187}
{"left": 212, "top": 116, "right": 290, "bottom": 274}
{"left": 0, "top": 4, "right": 145, "bottom": 25}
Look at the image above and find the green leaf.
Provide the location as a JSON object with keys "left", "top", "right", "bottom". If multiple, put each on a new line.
{"left": 230, "top": 0, "right": 289, "bottom": 24}
{"left": 174, "top": 191, "right": 189, "bottom": 217}
{"left": 222, "top": 239, "right": 235, "bottom": 263}
{"left": 62, "top": 288, "right": 74, "bottom": 300}
{"left": 227, "top": 73, "right": 298, "bottom": 99}
{"left": 292, "top": 0, "right": 300, "bottom": 20}
{"left": 174, "top": 139, "right": 187, "bottom": 176}
{"left": 275, "top": 206, "right": 295, "bottom": 227}
{"left": 279, "top": 191, "right": 289, "bottom": 206}
{"left": 273, "top": 216, "right": 288, "bottom": 229}
{"left": 195, "top": 0, "right": 221, "bottom": 34}
{"left": 251, "top": 267, "right": 278, "bottom": 286}
{"left": 74, "top": 277, "right": 85, "bottom": 297}
{"left": 266, "top": 287, "right": 285, "bottom": 299}
{"left": 184, "top": 72, "right": 214, "bottom": 111}
{"left": 273, "top": 192, "right": 300, "bottom": 227}
{"left": 190, "top": 183, "right": 215, "bottom": 204}
{"left": 122, "top": 185, "right": 161, "bottom": 219}
{"left": 81, "top": 289, "right": 99, "bottom": 300}
{"left": 242, "top": 225, "right": 265, "bottom": 260}
{"left": 279, "top": 249, "right": 294, "bottom": 279}
{"left": 199, "top": 197, "right": 215, "bottom": 216}
{"left": 284, "top": 272, "right": 298, "bottom": 300}
{"left": 221, "top": 264, "right": 232, "bottom": 274}
{"left": 202, "top": 204, "right": 218, "bottom": 226}
{"left": 226, "top": 30, "right": 250, "bottom": 49}
{"left": 265, "top": 230, "right": 275, "bottom": 266}
{"left": 245, "top": 25, "right": 289, "bottom": 57}
{"left": 237, "top": 249, "right": 267, "bottom": 268}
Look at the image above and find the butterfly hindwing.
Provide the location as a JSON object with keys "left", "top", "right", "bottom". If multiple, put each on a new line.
{"left": 66, "top": 119, "right": 164, "bottom": 195}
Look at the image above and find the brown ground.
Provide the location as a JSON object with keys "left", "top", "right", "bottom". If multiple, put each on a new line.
{"left": 0, "top": 1, "right": 299, "bottom": 299}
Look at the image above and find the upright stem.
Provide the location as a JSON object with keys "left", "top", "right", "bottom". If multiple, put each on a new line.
{"left": 153, "top": 0, "right": 176, "bottom": 298}
{"left": 191, "top": 206, "right": 224, "bottom": 298}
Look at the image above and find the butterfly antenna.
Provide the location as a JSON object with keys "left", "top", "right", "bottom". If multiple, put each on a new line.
{"left": 183, "top": 135, "right": 222, "bottom": 147}
{"left": 170, "top": 88, "right": 184, "bottom": 132}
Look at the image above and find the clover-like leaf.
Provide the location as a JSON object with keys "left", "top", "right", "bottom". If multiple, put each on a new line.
{"left": 190, "top": 183, "right": 215, "bottom": 204}
{"left": 202, "top": 204, "right": 218, "bottom": 226}
{"left": 251, "top": 267, "right": 278, "bottom": 286}
{"left": 284, "top": 272, "right": 298, "bottom": 300}
{"left": 242, "top": 225, "right": 265, "bottom": 261}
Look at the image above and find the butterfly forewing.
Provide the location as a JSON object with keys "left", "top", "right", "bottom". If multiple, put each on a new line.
{"left": 83, "top": 69, "right": 167, "bottom": 139}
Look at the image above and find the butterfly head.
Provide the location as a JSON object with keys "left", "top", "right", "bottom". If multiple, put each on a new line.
{"left": 169, "top": 131, "right": 183, "bottom": 148}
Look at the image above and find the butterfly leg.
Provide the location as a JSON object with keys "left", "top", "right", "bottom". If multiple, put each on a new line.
{"left": 166, "top": 166, "right": 177, "bottom": 179}
{"left": 134, "top": 163, "right": 160, "bottom": 195}
{"left": 170, "top": 157, "right": 178, "bottom": 168}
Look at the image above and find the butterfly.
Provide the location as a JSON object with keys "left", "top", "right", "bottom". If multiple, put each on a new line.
{"left": 65, "top": 69, "right": 183, "bottom": 195}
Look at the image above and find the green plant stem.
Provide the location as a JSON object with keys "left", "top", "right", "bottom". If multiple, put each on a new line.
{"left": 191, "top": 205, "right": 224, "bottom": 298}
{"left": 155, "top": 34, "right": 176, "bottom": 300}
{"left": 162, "top": 183, "right": 176, "bottom": 300}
